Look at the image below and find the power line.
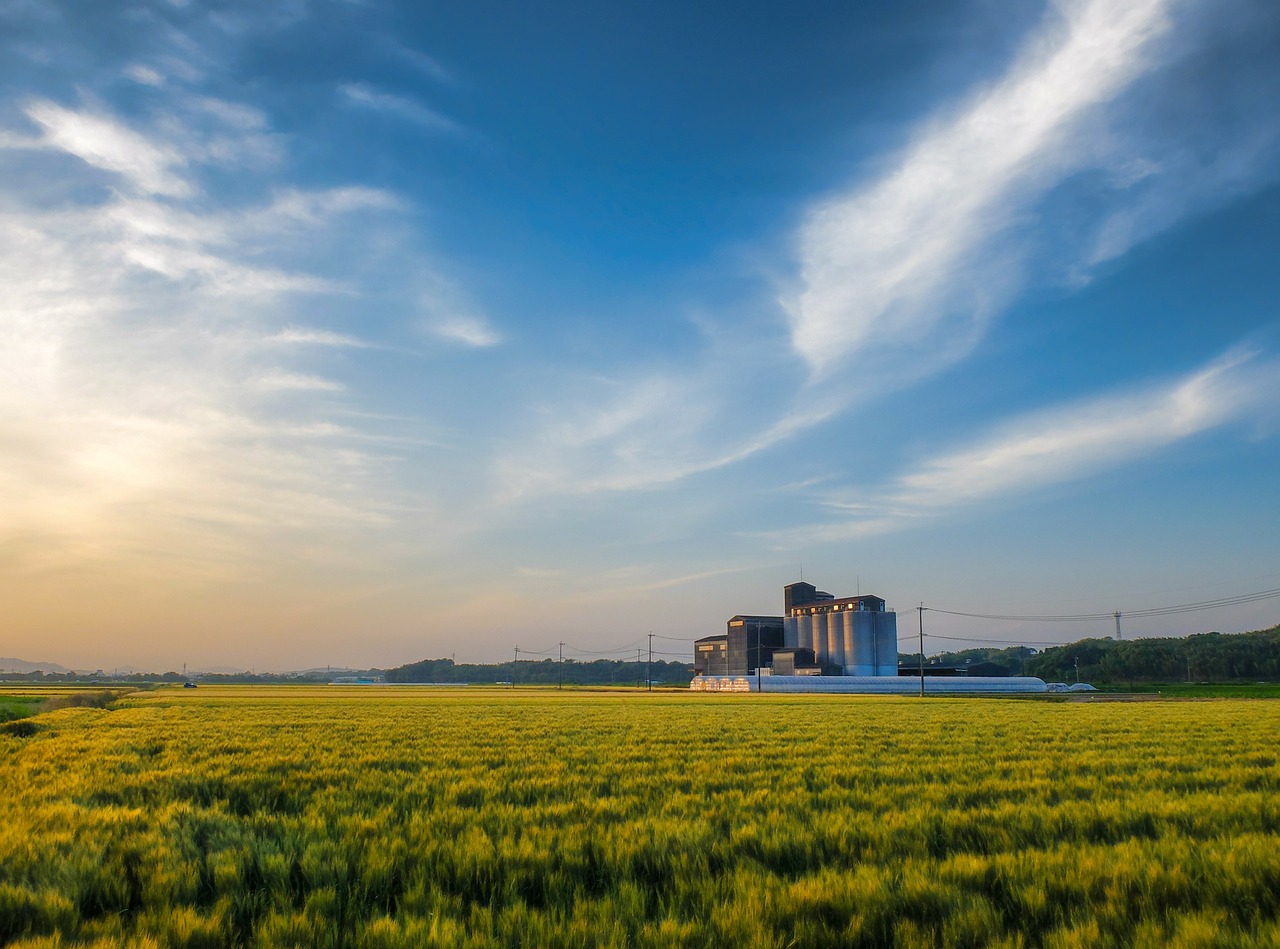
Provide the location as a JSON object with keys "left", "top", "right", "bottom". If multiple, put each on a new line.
{"left": 928, "top": 609, "right": 1115, "bottom": 622}
{"left": 910, "top": 632, "right": 1077, "bottom": 647}
{"left": 1123, "top": 589, "right": 1280, "bottom": 617}
{"left": 563, "top": 642, "right": 645, "bottom": 657}
{"left": 926, "top": 588, "right": 1280, "bottom": 623}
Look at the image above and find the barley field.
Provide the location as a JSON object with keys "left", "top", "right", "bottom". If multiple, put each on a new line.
{"left": 1, "top": 687, "right": 1278, "bottom": 948}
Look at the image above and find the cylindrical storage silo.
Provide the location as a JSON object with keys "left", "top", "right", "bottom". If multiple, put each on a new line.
{"left": 825, "top": 610, "right": 842, "bottom": 668}
{"left": 840, "top": 610, "right": 855, "bottom": 674}
{"left": 812, "top": 612, "right": 828, "bottom": 666}
{"left": 797, "top": 613, "right": 813, "bottom": 652}
{"left": 851, "top": 612, "right": 875, "bottom": 676}
{"left": 875, "top": 611, "right": 899, "bottom": 676}
{"left": 784, "top": 616, "right": 798, "bottom": 649}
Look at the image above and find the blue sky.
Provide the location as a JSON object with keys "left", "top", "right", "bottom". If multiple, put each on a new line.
{"left": 2, "top": 0, "right": 1278, "bottom": 670}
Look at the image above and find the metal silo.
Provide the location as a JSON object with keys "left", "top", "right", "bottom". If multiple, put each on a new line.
{"left": 874, "top": 611, "right": 899, "bottom": 676}
{"left": 797, "top": 613, "right": 813, "bottom": 653}
{"left": 827, "top": 611, "right": 844, "bottom": 668}
{"left": 851, "top": 612, "right": 875, "bottom": 676}
{"left": 784, "top": 616, "right": 798, "bottom": 649}
{"left": 840, "top": 609, "right": 855, "bottom": 674}
{"left": 811, "top": 612, "right": 828, "bottom": 666}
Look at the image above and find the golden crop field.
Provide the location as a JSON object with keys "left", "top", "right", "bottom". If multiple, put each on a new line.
{"left": 1, "top": 687, "right": 1278, "bottom": 948}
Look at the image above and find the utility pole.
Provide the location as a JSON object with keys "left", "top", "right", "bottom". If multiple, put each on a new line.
{"left": 513, "top": 646, "right": 518, "bottom": 689}
{"left": 558, "top": 641, "right": 565, "bottom": 690}
{"left": 1074, "top": 655, "right": 1080, "bottom": 683}
{"left": 1114, "top": 610, "right": 1122, "bottom": 641}
{"left": 647, "top": 632, "right": 653, "bottom": 692}
{"left": 918, "top": 604, "right": 925, "bottom": 698}
{"left": 636, "top": 648, "right": 642, "bottom": 688}
{"left": 1187, "top": 655, "right": 1192, "bottom": 684}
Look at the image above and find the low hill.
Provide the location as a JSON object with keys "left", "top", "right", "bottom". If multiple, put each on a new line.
{"left": 0, "top": 657, "right": 75, "bottom": 674}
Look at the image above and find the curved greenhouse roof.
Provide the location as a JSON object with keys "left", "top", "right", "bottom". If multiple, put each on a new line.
{"left": 690, "top": 675, "right": 1049, "bottom": 694}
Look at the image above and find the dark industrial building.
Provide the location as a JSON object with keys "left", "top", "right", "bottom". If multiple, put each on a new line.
{"left": 770, "top": 647, "right": 821, "bottom": 676}
{"left": 693, "top": 635, "right": 728, "bottom": 676}
{"left": 725, "top": 615, "right": 784, "bottom": 675}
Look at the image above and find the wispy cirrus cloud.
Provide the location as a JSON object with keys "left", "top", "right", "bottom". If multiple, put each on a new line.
{"left": 256, "top": 372, "right": 345, "bottom": 393}
{"left": 22, "top": 100, "right": 192, "bottom": 196}
{"left": 269, "top": 327, "right": 373, "bottom": 348}
{"left": 0, "top": 74, "right": 468, "bottom": 578}
{"left": 339, "top": 82, "right": 463, "bottom": 134}
{"left": 124, "top": 63, "right": 164, "bottom": 87}
{"left": 786, "top": 0, "right": 1172, "bottom": 376}
{"left": 787, "top": 348, "right": 1280, "bottom": 542}
{"left": 494, "top": 366, "right": 830, "bottom": 501}
{"left": 495, "top": 0, "right": 1278, "bottom": 508}
{"left": 429, "top": 314, "right": 502, "bottom": 348}
{"left": 380, "top": 41, "right": 457, "bottom": 87}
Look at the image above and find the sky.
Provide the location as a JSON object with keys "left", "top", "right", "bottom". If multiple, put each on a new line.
{"left": 2, "top": 0, "right": 1279, "bottom": 672}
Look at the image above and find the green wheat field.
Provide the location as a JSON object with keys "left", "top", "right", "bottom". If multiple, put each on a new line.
{"left": 2, "top": 687, "right": 1278, "bottom": 947}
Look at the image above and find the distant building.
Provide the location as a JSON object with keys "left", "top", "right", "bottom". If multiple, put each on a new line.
{"left": 702, "top": 580, "right": 899, "bottom": 678}
{"left": 725, "top": 616, "right": 785, "bottom": 675}
{"left": 693, "top": 635, "right": 728, "bottom": 676}
{"left": 783, "top": 585, "right": 898, "bottom": 676}
{"left": 693, "top": 580, "right": 1055, "bottom": 693}
{"left": 770, "top": 647, "right": 821, "bottom": 676}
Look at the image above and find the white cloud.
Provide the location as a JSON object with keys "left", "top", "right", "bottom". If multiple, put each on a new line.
{"left": 491, "top": 0, "right": 1205, "bottom": 503}
{"left": 256, "top": 372, "right": 345, "bottom": 392}
{"left": 497, "top": 0, "right": 1280, "bottom": 508}
{"left": 269, "top": 327, "right": 372, "bottom": 348}
{"left": 0, "top": 86, "right": 469, "bottom": 579}
{"left": 786, "top": 0, "right": 1172, "bottom": 376}
{"left": 430, "top": 314, "right": 501, "bottom": 348}
{"left": 121, "top": 240, "right": 337, "bottom": 294}
{"left": 793, "top": 348, "right": 1279, "bottom": 541}
{"left": 515, "top": 566, "right": 566, "bottom": 579}
{"left": 24, "top": 100, "right": 192, "bottom": 196}
{"left": 272, "top": 185, "right": 401, "bottom": 216}
{"left": 339, "top": 82, "right": 463, "bottom": 134}
{"left": 187, "top": 96, "right": 268, "bottom": 131}
{"left": 897, "top": 351, "right": 1266, "bottom": 504}
{"left": 382, "top": 41, "right": 456, "bottom": 87}
{"left": 125, "top": 64, "right": 164, "bottom": 86}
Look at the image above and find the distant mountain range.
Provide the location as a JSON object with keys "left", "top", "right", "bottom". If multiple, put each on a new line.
{"left": 0, "top": 657, "right": 75, "bottom": 674}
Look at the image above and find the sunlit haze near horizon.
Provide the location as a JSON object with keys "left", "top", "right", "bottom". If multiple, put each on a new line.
{"left": 3, "top": 0, "right": 1279, "bottom": 672}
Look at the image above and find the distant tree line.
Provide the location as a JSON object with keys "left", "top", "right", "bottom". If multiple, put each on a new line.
{"left": 1022, "top": 625, "right": 1280, "bottom": 684}
{"left": 898, "top": 645, "right": 1037, "bottom": 676}
{"left": 385, "top": 657, "right": 694, "bottom": 686}
{"left": 190, "top": 672, "right": 339, "bottom": 684}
